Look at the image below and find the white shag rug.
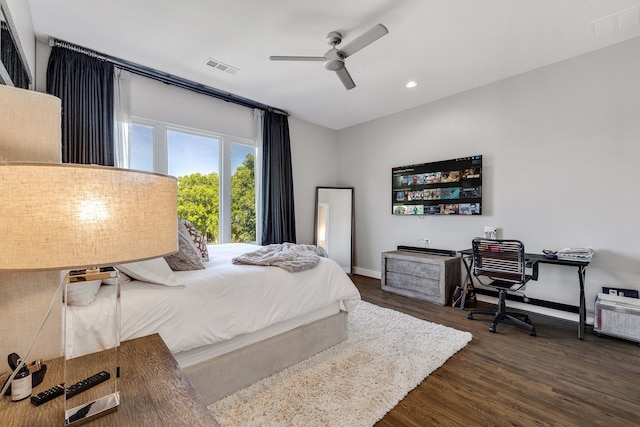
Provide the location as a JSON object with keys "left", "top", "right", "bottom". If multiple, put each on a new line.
{"left": 208, "top": 301, "right": 473, "bottom": 426}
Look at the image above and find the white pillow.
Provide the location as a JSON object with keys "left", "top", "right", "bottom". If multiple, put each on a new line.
{"left": 115, "top": 257, "right": 184, "bottom": 287}
{"left": 65, "top": 279, "right": 102, "bottom": 306}
{"left": 102, "top": 272, "right": 131, "bottom": 286}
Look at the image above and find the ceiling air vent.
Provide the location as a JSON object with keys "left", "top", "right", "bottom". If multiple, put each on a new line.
{"left": 205, "top": 58, "right": 239, "bottom": 75}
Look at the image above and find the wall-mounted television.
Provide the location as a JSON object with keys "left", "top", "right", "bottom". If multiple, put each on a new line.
{"left": 392, "top": 155, "right": 482, "bottom": 216}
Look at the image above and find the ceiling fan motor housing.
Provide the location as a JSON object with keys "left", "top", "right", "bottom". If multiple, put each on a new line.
{"left": 326, "top": 31, "right": 343, "bottom": 46}
{"left": 323, "top": 47, "right": 345, "bottom": 70}
{"left": 324, "top": 57, "right": 345, "bottom": 71}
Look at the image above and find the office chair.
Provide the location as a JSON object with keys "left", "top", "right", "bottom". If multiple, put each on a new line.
{"left": 467, "top": 238, "right": 538, "bottom": 336}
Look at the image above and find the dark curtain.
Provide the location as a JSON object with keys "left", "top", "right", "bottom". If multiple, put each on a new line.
{"left": 1, "top": 21, "right": 30, "bottom": 89}
{"left": 46, "top": 46, "right": 114, "bottom": 165}
{"left": 261, "top": 111, "right": 296, "bottom": 245}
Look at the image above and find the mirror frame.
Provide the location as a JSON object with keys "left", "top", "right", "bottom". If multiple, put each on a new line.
{"left": 0, "top": 0, "right": 32, "bottom": 88}
{"left": 314, "top": 186, "right": 354, "bottom": 274}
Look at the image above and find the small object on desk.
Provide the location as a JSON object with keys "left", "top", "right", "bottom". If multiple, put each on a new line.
{"left": 31, "top": 370, "right": 111, "bottom": 406}
{"left": 11, "top": 365, "right": 32, "bottom": 402}
{"left": 396, "top": 245, "right": 457, "bottom": 257}
{"left": 68, "top": 267, "right": 117, "bottom": 282}
{"left": 543, "top": 250, "right": 557, "bottom": 260}
{"left": 602, "top": 287, "right": 639, "bottom": 298}
{"left": 31, "top": 383, "right": 65, "bottom": 406}
{"left": 65, "top": 371, "right": 110, "bottom": 400}
{"left": 3, "top": 356, "right": 47, "bottom": 396}
{"left": 556, "top": 247, "right": 594, "bottom": 262}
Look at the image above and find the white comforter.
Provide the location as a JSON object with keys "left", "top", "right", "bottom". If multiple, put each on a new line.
{"left": 65, "top": 243, "right": 361, "bottom": 357}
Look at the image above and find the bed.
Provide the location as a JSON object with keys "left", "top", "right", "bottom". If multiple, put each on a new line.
{"left": 64, "top": 242, "right": 361, "bottom": 403}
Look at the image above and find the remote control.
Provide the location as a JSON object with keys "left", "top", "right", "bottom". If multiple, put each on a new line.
{"left": 66, "top": 371, "right": 110, "bottom": 399}
{"left": 30, "top": 383, "right": 64, "bottom": 406}
{"left": 31, "top": 371, "right": 110, "bottom": 406}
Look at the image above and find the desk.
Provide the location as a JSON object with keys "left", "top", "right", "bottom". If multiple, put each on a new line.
{"left": 1, "top": 334, "right": 219, "bottom": 427}
{"left": 458, "top": 249, "right": 590, "bottom": 340}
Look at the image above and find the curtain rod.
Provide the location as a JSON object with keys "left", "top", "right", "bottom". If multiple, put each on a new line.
{"left": 48, "top": 38, "right": 289, "bottom": 116}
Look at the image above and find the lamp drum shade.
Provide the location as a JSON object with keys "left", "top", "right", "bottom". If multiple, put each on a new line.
{"left": 0, "top": 162, "right": 178, "bottom": 271}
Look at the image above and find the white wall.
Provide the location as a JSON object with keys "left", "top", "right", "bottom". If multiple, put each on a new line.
{"left": 289, "top": 118, "right": 339, "bottom": 244}
{"left": 337, "top": 37, "right": 640, "bottom": 314}
{"left": 129, "top": 75, "right": 254, "bottom": 140}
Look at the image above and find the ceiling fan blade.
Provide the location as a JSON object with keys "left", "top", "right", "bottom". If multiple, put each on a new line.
{"left": 339, "top": 23, "right": 388, "bottom": 58}
{"left": 269, "top": 56, "right": 326, "bottom": 62}
{"left": 335, "top": 66, "right": 356, "bottom": 90}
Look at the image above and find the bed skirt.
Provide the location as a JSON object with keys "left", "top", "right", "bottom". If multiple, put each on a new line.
{"left": 184, "top": 310, "right": 348, "bottom": 404}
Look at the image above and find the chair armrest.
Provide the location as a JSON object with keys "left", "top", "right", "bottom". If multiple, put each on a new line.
{"left": 526, "top": 260, "right": 539, "bottom": 281}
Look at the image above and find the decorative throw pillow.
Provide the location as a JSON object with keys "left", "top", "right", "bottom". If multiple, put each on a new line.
{"left": 180, "top": 219, "right": 209, "bottom": 262}
{"left": 164, "top": 221, "right": 206, "bottom": 271}
{"left": 116, "top": 257, "right": 184, "bottom": 287}
{"left": 65, "top": 279, "right": 102, "bottom": 306}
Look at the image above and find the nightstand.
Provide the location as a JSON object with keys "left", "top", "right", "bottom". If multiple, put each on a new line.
{"left": 382, "top": 250, "right": 461, "bottom": 305}
{"left": 1, "top": 334, "right": 219, "bottom": 426}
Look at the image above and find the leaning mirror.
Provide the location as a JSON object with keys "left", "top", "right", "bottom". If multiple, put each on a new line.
{"left": 0, "top": 0, "right": 32, "bottom": 88}
{"left": 314, "top": 187, "right": 354, "bottom": 274}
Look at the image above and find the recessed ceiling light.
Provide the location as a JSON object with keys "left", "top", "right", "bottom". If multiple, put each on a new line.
{"left": 405, "top": 81, "right": 418, "bottom": 88}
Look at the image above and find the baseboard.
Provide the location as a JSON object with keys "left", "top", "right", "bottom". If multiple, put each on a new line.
{"left": 474, "top": 294, "right": 594, "bottom": 325}
{"left": 473, "top": 288, "right": 579, "bottom": 313}
{"left": 352, "top": 266, "right": 380, "bottom": 279}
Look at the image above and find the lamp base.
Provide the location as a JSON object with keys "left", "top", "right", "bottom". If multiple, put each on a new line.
{"left": 65, "top": 391, "right": 120, "bottom": 426}
{"left": 64, "top": 268, "right": 120, "bottom": 426}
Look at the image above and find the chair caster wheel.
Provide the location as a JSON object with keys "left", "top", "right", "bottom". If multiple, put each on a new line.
{"left": 530, "top": 330, "right": 537, "bottom": 337}
{"left": 489, "top": 325, "right": 496, "bottom": 333}
{"left": 467, "top": 313, "right": 474, "bottom": 320}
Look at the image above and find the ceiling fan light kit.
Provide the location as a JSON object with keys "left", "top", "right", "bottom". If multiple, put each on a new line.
{"left": 270, "top": 23, "right": 388, "bottom": 90}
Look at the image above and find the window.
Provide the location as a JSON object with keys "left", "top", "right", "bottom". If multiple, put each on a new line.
{"left": 130, "top": 124, "right": 154, "bottom": 172}
{"left": 129, "top": 119, "right": 257, "bottom": 243}
{"left": 230, "top": 143, "right": 256, "bottom": 242}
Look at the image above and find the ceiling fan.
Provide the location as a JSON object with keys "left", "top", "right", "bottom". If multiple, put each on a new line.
{"left": 269, "top": 23, "right": 388, "bottom": 90}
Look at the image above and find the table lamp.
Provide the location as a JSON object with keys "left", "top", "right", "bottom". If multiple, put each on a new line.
{"left": 0, "top": 162, "right": 177, "bottom": 425}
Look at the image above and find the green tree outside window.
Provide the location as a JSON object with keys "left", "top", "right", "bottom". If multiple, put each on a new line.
{"left": 176, "top": 154, "right": 255, "bottom": 243}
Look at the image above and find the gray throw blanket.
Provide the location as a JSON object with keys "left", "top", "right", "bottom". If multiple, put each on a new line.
{"left": 232, "top": 243, "right": 327, "bottom": 272}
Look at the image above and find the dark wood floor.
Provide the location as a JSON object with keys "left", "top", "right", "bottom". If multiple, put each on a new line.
{"left": 350, "top": 275, "right": 640, "bottom": 427}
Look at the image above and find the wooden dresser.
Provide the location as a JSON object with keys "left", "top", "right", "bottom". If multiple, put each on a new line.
{"left": 0, "top": 334, "right": 219, "bottom": 427}
{"left": 381, "top": 250, "right": 461, "bottom": 305}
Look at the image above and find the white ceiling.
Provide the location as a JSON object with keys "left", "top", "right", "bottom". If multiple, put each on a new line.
{"left": 27, "top": 0, "right": 640, "bottom": 130}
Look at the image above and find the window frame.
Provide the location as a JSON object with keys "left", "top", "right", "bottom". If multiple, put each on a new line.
{"left": 129, "top": 116, "right": 260, "bottom": 244}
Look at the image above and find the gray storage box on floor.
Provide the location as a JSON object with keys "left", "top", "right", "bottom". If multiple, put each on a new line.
{"left": 594, "top": 293, "right": 640, "bottom": 343}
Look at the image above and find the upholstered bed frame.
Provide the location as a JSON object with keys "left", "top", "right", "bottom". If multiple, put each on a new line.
{"left": 186, "top": 310, "right": 348, "bottom": 403}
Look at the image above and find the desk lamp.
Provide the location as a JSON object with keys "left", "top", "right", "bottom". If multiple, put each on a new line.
{"left": 0, "top": 162, "right": 177, "bottom": 424}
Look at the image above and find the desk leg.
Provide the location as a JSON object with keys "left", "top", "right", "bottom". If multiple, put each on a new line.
{"left": 578, "top": 265, "right": 586, "bottom": 340}
{"left": 460, "top": 256, "right": 472, "bottom": 310}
